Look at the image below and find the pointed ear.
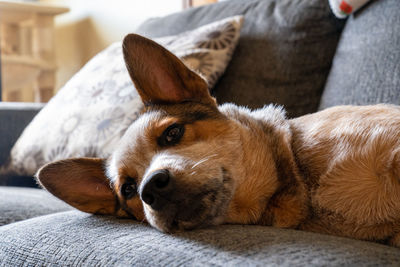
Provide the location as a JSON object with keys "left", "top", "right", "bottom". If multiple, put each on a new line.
{"left": 122, "top": 33, "right": 215, "bottom": 106}
{"left": 36, "top": 158, "right": 116, "bottom": 215}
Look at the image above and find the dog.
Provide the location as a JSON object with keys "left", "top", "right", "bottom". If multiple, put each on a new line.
{"left": 36, "top": 34, "right": 400, "bottom": 247}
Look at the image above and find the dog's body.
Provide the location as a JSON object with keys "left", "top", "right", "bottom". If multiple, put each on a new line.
{"left": 291, "top": 105, "right": 400, "bottom": 243}
{"left": 206, "top": 103, "right": 400, "bottom": 246}
{"left": 37, "top": 34, "right": 400, "bottom": 247}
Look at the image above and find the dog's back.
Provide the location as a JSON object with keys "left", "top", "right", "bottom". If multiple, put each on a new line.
{"left": 289, "top": 104, "right": 400, "bottom": 245}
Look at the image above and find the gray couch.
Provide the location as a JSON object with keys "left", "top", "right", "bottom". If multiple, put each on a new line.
{"left": 1, "top": 0, "right": 400, "bottom": 265}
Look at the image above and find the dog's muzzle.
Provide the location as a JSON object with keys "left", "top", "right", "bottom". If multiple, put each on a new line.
{"left": 140, "top": 169, "right": 174, "bottom": 211}
{"left": 138, "top": 165, "right": 234, "bottom": 232}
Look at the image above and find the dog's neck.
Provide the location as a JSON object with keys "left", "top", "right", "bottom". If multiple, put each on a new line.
{"left": 219, "top": 104, "right": 309, "bottom": 228}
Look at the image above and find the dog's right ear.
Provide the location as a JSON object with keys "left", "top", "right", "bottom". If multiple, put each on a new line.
{"left": 122, "top": 34, "right": 215, "bottom": 106}
{"left": 36, "top": 158, "right": 116, "bottom": 215}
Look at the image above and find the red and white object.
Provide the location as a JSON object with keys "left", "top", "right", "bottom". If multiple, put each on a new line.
{"left": 329, "top": 0, "right": 372, "bottom": 18}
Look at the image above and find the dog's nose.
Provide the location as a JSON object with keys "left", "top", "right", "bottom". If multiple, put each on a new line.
{"left": 140, "top": 169, "right": 172, "bottom": 210}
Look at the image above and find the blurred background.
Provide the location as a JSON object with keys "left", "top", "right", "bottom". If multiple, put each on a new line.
{"left": 0, "top": 0, "right": 218, "bottom": 102}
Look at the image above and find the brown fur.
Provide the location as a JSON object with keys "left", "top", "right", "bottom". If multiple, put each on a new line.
{"left": 37, "top": 158, "right": 117, "bottom": 215}
{"left": 291, "top": 105, "right": 400, "bottom": 243}
{"left": 36, "top": 34, "right": 400, "bottom": 247}
{"left": 123, "top": 34, "right": 212, "bottom": 106}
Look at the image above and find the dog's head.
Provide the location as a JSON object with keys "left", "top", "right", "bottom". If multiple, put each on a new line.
{"left": 36, "top": 34, "right": 247, "bottom": 232}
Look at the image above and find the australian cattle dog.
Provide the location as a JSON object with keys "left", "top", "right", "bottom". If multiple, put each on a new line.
{"left": 37, "top": 34, "right": 400, "bottom": 247}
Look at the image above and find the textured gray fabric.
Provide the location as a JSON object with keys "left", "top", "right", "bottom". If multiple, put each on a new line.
{"left": 0, "top": 102, "right": 44, "bottom": 167}
{"left": 0, "top": 210, "right": 399, "bottom": 266}
{"left": 0, "top": 186, "right": 72, "bottom": 226}
{"left": 136, "top": 0, "right": 345, "bottom": 118}
{"left": 319, "top": 0, "right": 400, "bottom": 109}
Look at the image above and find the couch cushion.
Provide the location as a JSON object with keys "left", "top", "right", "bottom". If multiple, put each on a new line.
{"left": 319, "top": 0, "right": 400, "bottom": 109}
{"left": 3, "top": 16, "right": 243, "bottom": 176}
{"left": 0, "top": 186, "right": 72, "bottom": 226}
{"left": 137, "top": 0, "right": 345, "bottom": 118}
{"left": 0, "top": 210, "right": 399, "bottom": 266}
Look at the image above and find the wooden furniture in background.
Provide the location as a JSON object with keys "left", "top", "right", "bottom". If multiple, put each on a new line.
{"left": 0, "top": 1, "right": 68, "bottom": 102}
{"left": 183, "top": 0, "right": 218, "bottom": 9}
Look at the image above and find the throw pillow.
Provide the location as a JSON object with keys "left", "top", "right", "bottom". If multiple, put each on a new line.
{"left": 3, "top": 15, "right": 243, "bottom": 176}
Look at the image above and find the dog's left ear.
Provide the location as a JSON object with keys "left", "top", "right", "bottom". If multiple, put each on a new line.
{"left": 122, "top": 34, "right": 215, "bottom": 106}
{"left": 36, "top": 158, "right": 116, "bottom": 215}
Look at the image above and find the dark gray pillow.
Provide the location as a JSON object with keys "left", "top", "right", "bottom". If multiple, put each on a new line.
{"left": 319, "top": 0, "right": 400, "bottom": 110}
{"left": 136, "top": 0, "right": 345, "bottom": 118}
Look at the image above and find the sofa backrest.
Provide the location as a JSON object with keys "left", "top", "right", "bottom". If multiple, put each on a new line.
{"left": 319, "top": 0, "right": 400, "bottom": 110}
{"left": 136, "top": 0, "right": 345, "bottom": 118}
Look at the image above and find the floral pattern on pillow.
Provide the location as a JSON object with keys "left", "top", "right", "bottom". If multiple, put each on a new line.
{"left": 3, "top": 16, "right": 243, "bottom": 176}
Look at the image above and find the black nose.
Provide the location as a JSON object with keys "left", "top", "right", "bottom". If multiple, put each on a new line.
{"left": 140, "top": 169, "right": 172, "bottom": 210}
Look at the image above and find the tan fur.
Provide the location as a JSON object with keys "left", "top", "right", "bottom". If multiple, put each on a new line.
{"left": 220, "top": 105, "right": 308, "bottom": 228}
{"left": 290, "top": 105, "right": 400, "bottom": 244}
{"left": 36, "top": 34, "right": 400, "bottom": 247}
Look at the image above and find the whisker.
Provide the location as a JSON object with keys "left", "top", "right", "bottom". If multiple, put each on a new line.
{"left": 191, "top": 154, "right": 218, "bottom": 169}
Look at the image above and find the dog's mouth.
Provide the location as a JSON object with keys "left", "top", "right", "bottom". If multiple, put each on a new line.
{"left": 143, "top": 168, "right": 234, "bottom": 233}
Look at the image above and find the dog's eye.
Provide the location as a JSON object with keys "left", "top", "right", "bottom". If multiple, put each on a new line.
{"left": 121, "top": 181, "right": 137, "bottom": 199}
{"left": 158, "top": 123, "right": 185, "bottom": 146}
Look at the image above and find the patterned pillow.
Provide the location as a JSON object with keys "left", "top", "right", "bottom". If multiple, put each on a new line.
{"left": 3, "top": 16, "right": 243, "bottom": 176}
